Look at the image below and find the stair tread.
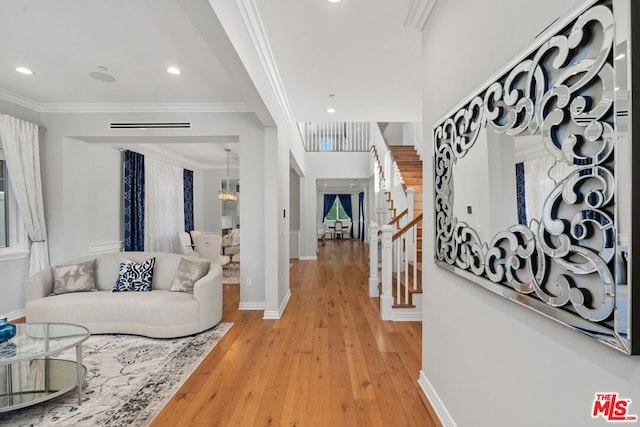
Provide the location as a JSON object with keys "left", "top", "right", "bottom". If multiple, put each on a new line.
{"left": 392, "top": 303, "right": 416, "bottom": 308}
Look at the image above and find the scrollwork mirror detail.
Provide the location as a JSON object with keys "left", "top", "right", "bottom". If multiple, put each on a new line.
{"left": 433, "top": 0, "right": 636, "bottom": 353}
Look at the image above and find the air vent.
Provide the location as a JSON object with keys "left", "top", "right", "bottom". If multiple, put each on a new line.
{"left": 110, "top": 122, "right": 191, "bottom": 129}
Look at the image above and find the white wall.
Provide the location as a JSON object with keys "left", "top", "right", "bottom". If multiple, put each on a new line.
{"left": 421, "top": 1, "right": 640, "bottom": 426}
{"left": 289, "top": 168, "right": 300, "bottom": 231}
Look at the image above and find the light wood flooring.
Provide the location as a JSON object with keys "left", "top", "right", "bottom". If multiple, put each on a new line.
{"left": 152, "top": 239, "right": 439, "bottom": 426}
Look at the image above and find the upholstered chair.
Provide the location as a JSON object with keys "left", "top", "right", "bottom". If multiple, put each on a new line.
{"left": 193, "top": 234, "right": 230, "bottom": 267}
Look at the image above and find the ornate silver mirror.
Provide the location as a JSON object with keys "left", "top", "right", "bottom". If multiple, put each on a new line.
{"left": 433, "top": 0, "right": 638, "bottom": 354}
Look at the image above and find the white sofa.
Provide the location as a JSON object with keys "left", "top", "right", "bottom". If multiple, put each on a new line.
{"left": 25, "top": 252, "right": 223, "bottom": 338}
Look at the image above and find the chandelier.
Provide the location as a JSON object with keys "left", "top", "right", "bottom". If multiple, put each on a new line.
{"left": 218, "top": 148, "right": 237, "bottom": 202}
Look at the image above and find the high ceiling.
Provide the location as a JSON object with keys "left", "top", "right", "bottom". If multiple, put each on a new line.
{"left": 0, "top": 0, "right": 423, "bottom": 168}
{"left": 256, "top": 0, "right": 422, "bottom": 122}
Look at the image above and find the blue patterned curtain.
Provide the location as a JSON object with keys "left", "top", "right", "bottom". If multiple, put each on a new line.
{"left": 183, "top": 169, "right": 194, "bottom": 232}
{"left": 515, "top": 162, "right": 526, "bottom": 225}
{"left": 123, "top": 150, "right": 145, "bottom": 251}
{"left": 323, "top": 194, "right": 336, "bottom": 220}
{"left": 338, "top": 194, "right": 354, "bottom": 238}
{"left": 359, "top": 192, "right": 365, "bottom": 241}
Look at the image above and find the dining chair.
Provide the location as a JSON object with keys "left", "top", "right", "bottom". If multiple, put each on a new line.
{"left": 323, "top": 222, "right": 334, "bottom": 240}
{"left": 334, "top": 221, "right": 343, "bottom": 239}
{"left": 340, "top": 222, "right": 351, "bottom": 239}
{"left": 193, "top": 234, "right": 230, "bottom": 267}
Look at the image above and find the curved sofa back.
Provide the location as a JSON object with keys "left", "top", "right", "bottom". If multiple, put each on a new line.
{"left": 69, "top": 252, "right": 211, "bottom": 292}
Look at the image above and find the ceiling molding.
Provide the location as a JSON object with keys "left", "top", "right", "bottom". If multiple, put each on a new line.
{"left": 405, "top": 0, "right": 437, "bottom": 31}
{"left": 0, "top": 88, "right": 252, "bottom": 114}
{"left": 235, "top": 0, "right": 296, "bottom": 125}
{"left": 0, "top": 88, "right": 41, "bottom": 112}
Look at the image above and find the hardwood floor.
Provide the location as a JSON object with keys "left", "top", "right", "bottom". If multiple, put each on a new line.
{"left": 152, "top": 239, "right": 438, "bottom": 426}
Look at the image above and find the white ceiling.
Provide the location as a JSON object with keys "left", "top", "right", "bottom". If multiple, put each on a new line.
{"left": 0, "top": 0, "right": 244, "bottom": 104}
{"left": 256, "top": 0, "right": 422, "bottom": 122}
{"left": 0, "top": 0, "right": 423, "bottom": 171}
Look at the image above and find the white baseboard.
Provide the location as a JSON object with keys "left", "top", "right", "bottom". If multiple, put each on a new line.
{"left": 238, "top": 302, "right": 266, "bottom": 311}
{"left": 263, "top": 288, "right": 291, "bottom": 320}
{"left": 5, "top": 308, "right": 25, "bottom": 321}
{"left": 298, "top": 256, "right": 317, "bottom": 261}
{"left": 418, "top": 371, "right": 457, "bottom": 427}
{"left": 393, "top": 312, "right": 422, "bottom": 321}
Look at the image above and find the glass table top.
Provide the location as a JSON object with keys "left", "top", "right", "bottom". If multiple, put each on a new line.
{"left": 0, "top": 323, "right": 90, "bottom": 364}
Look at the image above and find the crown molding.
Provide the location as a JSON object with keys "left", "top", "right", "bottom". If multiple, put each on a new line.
{"left": 0, "top": 88, "right": 41, "bottom": 112}
{"left": 405, "top": 0, "right": 437, "bottom": 31}
{"left": 0, "top": 88, "right": 253, "bottom": 114}
{"left": 235, "top": 0, "right": 296, "bottom": 125}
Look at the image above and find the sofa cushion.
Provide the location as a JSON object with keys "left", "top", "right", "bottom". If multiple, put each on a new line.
{"left": 113, "top": 257, "right": 156, "bottom": 292}
{"left": 51, "top": 259, "right": 97, "bottom": 295}
{"left": 169, "top": 258, "right": 210, "bottom": 293}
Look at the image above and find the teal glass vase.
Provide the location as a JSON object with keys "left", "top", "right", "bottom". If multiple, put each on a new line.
{"left": 0, "top": 317, "right": 16, "bottom": 343}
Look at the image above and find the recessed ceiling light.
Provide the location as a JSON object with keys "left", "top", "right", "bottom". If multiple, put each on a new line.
{"left": 327, "top": 0, "right": 342, "bottom": 3}
{"left": 326, "top": 107, "right": 336, "bottom": 114}
{"left": 167, "top": 66, "right": 181, "bottom": 75}
{"left": 15, "top": 67, "right": 33, "bottom": 75}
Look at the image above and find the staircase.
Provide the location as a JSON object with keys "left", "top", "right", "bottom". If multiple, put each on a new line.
{"left": 369, "top": 143, "right": 424, "bottom": 321}
{"left": 388, "top": 145, "right": 423, "bottom": 264}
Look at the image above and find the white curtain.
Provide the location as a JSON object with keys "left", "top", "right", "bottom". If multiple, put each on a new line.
{"left": 0, "top": 115, "right": 50, "bottom": 274}
{"left": 144, "top": 157, "right": 184, "bottom": 253}
{"left": 524, "top": 155, "right": 577, "bottom": 225}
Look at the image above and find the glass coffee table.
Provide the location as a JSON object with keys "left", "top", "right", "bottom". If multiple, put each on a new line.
{"left": 0, "top": 323, "right": 89, "bottom": 413}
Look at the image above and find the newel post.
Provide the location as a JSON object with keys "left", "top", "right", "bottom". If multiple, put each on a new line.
{"left": 368, "top": 222, "right": 380, "bottom": 297}
{"left": 380, "top": 225, "right": 395, "bottom": 320}
{"left": 406, "top": 187, "right": 415, "bottom": 261}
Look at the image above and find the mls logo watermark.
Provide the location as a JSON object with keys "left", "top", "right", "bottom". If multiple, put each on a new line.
{"left": 592, "top": 393, "right": 638, "bottom": 422}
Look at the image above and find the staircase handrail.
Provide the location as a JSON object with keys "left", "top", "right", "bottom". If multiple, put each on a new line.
{"left": 393, "top": 213, "right": 423, "bottom": 241}
{"left": 388, "top": 209, "right": 408, "bottom": 227}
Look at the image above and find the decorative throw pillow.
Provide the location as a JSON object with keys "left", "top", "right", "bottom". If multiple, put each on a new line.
{"left": 169, "top": 258, "right": 210, "bottom": 293}
{"left": 112, "top": 257, "right": 156, "bottom": 292}
{"left": 51, "top": 259, "right": 97, "bottom": 295}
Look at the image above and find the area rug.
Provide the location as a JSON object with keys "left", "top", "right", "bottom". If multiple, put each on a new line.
{"left": 0, "top": 323, "right": 232, "bottom": 426}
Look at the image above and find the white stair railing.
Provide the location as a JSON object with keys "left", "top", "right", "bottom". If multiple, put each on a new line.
{"left": 372, "top": 213, "right": 422, "bottom": 319}
{"left": 379, "top": 225, "right": 394, "bottom": 320}
{"left": 368, "top": 222, "right": 380, "bottom": 298}
{"left": 300, "top": 122, "right": 371, "bottom": 151}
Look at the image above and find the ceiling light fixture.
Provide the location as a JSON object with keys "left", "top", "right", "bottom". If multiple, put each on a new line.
{"left": 327, "top": 0, "right": 342, "bottom": 3}
{"left": 167, "top": 66, "right": 181, "bottom": 75}
{"left": 15, "top": 67, "right": 33, "bottom": 75}
{"left": 218, "top": 148, "right": 238, "bottom": 202}
{"left": 326, "top": 93, "right": 336, "bottom": 114}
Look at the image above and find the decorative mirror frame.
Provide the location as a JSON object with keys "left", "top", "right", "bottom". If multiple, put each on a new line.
{"left": 433, "top": 0, "right": 639, "bottom": 354}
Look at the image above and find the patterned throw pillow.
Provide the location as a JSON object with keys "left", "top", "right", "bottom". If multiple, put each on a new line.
{"left": 169, "top": 258, "right": 210, "bottom": 293}
{"left": 113, "top": 257, "right": 156, "bottom": 292}
{"left": 51, "top": 259, "right": 97, "bottom": 295}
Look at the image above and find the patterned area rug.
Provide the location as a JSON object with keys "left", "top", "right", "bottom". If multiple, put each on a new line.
{"left": 0, "top": 323, "right": 232, "bottom": 426}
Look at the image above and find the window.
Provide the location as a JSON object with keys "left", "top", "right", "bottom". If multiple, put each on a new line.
{"left": 0, "top": 160, "right": 7, "bottom": 248}
{"left": 324, "top": 197, "right": 351, "bottom": 221}
{"left": 0, "top": 151, "right": 26, "bottom": 257}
